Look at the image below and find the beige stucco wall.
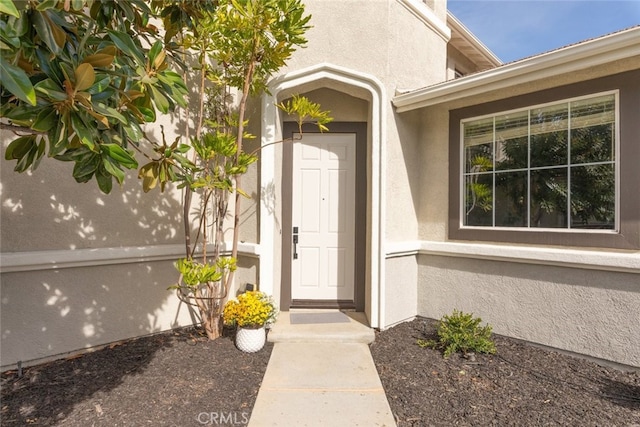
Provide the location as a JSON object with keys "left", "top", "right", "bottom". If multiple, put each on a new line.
{"left": 0, "top": 108, "right": 197, "bottom": 367}
{"left": 250, "top": 0, "right": 450, "bottom": 321}
{"left": 1, "top": 0, "right": 453, "bottom": 365}
{"left": 417, "top": 255, "right": 640, "bottom": 367}
{"left": 405, "top": 57, "right": 640, "bottom": 367}
{"left": 275, "top": 0, "right": 449, "bottom": 242}
{"left": 1, "top": 107, "right": 258, "bottom": 368}
{"left": 0, "top": 260, "right": 196, "bottom": 368}
{"left": 384, "top": 256, "right": 418, "bottom": 326}
{"left": 0, "top": 133, "right": 185, "bottom": 253}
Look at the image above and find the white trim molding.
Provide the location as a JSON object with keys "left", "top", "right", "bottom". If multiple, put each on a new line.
{"left": 385, "top": 240, "right": 640, "bottom": 274}
{"left": 394, "top": 26, "right": 640, "bottom": 112}
{"left": 261, "top": 63, "right": 387, "bottom": 328}
{"left": 396, "top": 0, "right": 451, "bottom": 43}
{"left": 0, "top": 242, "right": 261, "bottom": 274}
{"left": 447, "top": 12, "right": 501, "bottom": 68}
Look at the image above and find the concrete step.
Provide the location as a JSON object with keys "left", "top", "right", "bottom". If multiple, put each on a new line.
{"left": 267, "top": 310, "right": 376, "bottom": 344}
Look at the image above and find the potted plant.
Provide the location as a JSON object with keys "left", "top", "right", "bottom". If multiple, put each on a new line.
{"left": 223, "top": 291, "right": 278, "bottom": 352}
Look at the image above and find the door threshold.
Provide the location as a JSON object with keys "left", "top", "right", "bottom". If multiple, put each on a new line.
{"left": 290, "top": 299, "right": 356, "bottom": 310}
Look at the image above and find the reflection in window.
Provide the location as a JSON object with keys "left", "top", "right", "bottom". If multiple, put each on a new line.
{"left": 462, "top": 92, "right": 616, "bottom": 230}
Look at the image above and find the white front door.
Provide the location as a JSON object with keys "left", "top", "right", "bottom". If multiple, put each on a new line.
{"left": 291, "top": 133, "right": 356, "bottom": 301}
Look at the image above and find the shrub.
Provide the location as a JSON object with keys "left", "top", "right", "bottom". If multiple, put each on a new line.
{"left": 418, "top": 310, "right": 497, "bottom": 358}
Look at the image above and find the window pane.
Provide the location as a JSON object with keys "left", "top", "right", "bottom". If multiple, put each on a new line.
{"left": 460, "top": 92, "right": 617, "bottom": 232}
{"left": 571, "top": 95, "right": 615, "bottom": 164}
{"left": 571, "top": 164, "right": 615, "bottom": 229}
{"left": 464, "top": 118, "right": 493, "bottom": 173}
{"left": 530, "top": 104, "right": 568, "bottom": 167}
{"left": 530, "top": 167, "right": 568, "bottom": 228}
{"left": 465, "top": 173, "right": 493, "bottom": 226}
{"left": 495, "top": 171, "right": 527, "bottom": 227}
{"left": 495, "top": 111, "right": 528, "bottom": 171}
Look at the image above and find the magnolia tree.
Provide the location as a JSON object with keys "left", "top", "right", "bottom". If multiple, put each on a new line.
{"left": 1, "top": 0, "right": 330, "bottom": 340}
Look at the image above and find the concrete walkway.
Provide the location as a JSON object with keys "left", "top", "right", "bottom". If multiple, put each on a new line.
{"left": 248, "top": 311, "right": 397, "bottom": 427}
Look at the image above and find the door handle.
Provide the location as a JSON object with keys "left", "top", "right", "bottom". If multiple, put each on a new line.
{"left": 293, "top": 226, "right": 299, "bottom": 259}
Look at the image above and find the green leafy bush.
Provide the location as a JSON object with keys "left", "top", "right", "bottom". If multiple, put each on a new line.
{"left": 418, "top": 310, "right": 497, "bottom": 358}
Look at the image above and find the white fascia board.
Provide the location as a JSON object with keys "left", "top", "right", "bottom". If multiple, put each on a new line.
{"left": 447, "top": 12, "right": 501, "bottom": 67}
{"left": 396, "top": 0, "right": 451, "bottom": 42}
{"left": 385, "top": 240, "right": 640, "bottom": 274}
{"left": 394, "top": 27, "right": 640, "bottom": 112}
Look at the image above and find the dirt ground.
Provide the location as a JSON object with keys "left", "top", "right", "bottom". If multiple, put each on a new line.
{"left": 2, "top": 319, "right": 639, "bottom": 426}
{"left": 370, "top": 318, "right": 640, "bottom": 427}
{"left": 1, "top": 327, "right": 272, "bottom": 426}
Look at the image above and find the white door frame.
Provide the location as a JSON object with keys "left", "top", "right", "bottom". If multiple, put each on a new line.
{"left": 259, "top": 63, "right": 387, "bottom": 328}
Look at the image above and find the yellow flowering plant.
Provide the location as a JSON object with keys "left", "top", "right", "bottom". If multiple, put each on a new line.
{"left": 223, "top": 291, "right": 278, "bottom": 328}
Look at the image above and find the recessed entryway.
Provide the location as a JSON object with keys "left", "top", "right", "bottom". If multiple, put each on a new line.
{"left": 281, "top": 122, "right": 367, "bottom": 311}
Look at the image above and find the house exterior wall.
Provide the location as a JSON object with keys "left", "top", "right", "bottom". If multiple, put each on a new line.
{"left": 275, "top": 0, "right": 449, "bottom": 242}
{"left": 417, "top": 256, "right": 640, "bottom": 367}
{"left": 410, "top": 60, "right": 640, "bottom": 367}
{"left": 0, "top": 117, "right": 205, "bottom": 368}
{"left": 384, "top": 255, "right": 418, "bottom": 326}
{"left": 255, "top": 0, "right": 450, "bottom": 326}
{"left": 1, "top": 0, "right": 452, "bottom": 366}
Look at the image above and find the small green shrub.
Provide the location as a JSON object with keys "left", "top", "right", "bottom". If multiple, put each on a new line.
{"left": 417, "top": 310, "right": 497, "bottom": 358}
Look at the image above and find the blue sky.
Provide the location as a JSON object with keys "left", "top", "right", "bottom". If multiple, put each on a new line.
{"left": 448, "top": 0, "right": 640, "bottom": 63}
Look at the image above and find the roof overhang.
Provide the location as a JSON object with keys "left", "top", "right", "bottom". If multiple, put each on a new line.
{"left": 447, "top": 12, "right": 502, "bottom": 70}
{"left": 394, "top": 26, "right": 640, "bottom": 113}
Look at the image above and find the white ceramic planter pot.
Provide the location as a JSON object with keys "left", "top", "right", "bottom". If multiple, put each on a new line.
{"left": 235, "top": 326, "right": 266, "bottom": 353}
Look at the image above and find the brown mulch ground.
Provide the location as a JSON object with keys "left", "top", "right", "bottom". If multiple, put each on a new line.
{"left": 1, "top": 327, "right": 272, "bottom": 426}
{"left": 2, "top": 318, "right": 639, "bottom": 426}
{"left": 371, "top": 318, "right": 640, "bottom": 427}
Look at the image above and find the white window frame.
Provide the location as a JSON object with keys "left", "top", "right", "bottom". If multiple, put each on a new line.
{"left": 459, "top": 90, "right": 620, "bottom": 233}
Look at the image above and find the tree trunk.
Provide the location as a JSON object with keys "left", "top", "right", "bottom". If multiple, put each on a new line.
{"left": 197, "top": 280, "right": 225, "bottom": 340}
{"left": 202, "top": 311, "right": 222, "bottom": 340}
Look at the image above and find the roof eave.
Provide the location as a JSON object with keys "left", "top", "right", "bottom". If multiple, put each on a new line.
{"left": 447, "top": 12, "right": 502, "bottom": 68}
{"left": 394, "top": 26, "right": 640, "bottom": 113}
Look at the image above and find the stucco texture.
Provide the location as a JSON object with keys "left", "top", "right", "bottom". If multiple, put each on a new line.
{"left": 274, "top": 0, "right": 449, "bottom": 244}
{"left": 417, "top": 255, "right": 640, "bottom": 367}
{"left": 384, "top": 256, "right": 418, "bottom": 326}
{"left": 0, "top": 260, "right": 195, "bottom": 368}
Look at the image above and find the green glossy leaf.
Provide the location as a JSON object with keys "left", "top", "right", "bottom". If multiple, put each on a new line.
{"left": 32, "top": 10, "right": 66, "bottom": 54}
{"left": 101, "top": 143, "right": 138, "bottom": 169}
{"left": 96, "top": 167, "right": 113, "bottom": 193}
{"left": 72, "top": 154, "right": 100, "bottom": 182}
{"left": 32, "top": 107, "right": 57, "bottom": 132}
{"left": 70, "top": 113, "right": 95, "bottom": 151}
{"left": 93, "top": 102, "right": 127, "bottom": 124}
{"left": 0, "top": 57, "right": 36, "bottom": 106}
{"left": 5, "top": 135, "right": 35, "bottom": 161}
{"left": 148, "top": 40, "right": 163, "bottom": 66}
{"left": 35, "top": 0, "right": 57, "bottom": 11}
{"left": 32, "top": 136, "right": 46, "bottom": 170}
{"left": 101, "top": 154, "right": 125, "bottom": 184}
{"left": 148, "top": 84, "right": 169, "bottom": 114}
{"left": 34, "top": 79, "right": 68, "bottom": 102}
{"left": 0, "top": 0, "right": 19, "bottom": 18}
{"left": 107, "top": 30, "right": 144, "bottom": 65}
{"left": 48, "top": 119, "right": 68, "bottom": 157}
{"left": 123, "top": 120, "right": 143, "bottom": 142}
